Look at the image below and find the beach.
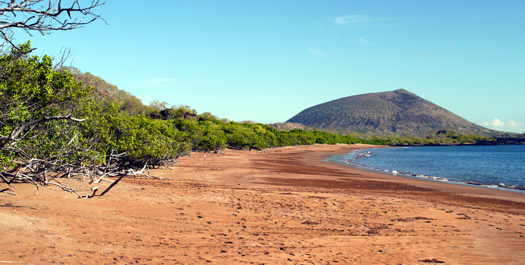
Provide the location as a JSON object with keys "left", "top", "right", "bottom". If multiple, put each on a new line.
{"left": 1, "top": 144, "right": 524, "bottom": 264}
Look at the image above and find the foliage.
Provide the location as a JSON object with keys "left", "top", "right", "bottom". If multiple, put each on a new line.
{"left": 80, "top": 102, "right": 191, "bottom": 166}
{"left": 0, "top": 43, "right": 191, "bottom": 195}
{"left": 65, "top": 67, "right": 150, "bottom": 115}
{"left": 0, "top": 42, "right": 92, "bottom": 166}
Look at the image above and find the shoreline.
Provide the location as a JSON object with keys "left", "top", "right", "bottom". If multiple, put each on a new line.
{"left": 1, "top": 143, "right": 524, "bottom": 264}
{"left": 326, "top": 146, "right": 525, "bottom": 195}
{"left": 317, "top": 144, "right": 525, "bottom": 202}
{"left": 255, "top": 144, "right": 525, "bottom": 204}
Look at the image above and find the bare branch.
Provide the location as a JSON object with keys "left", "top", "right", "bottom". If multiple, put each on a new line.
{"left": 0, "top": 0, "right": 105, "bottom": 47}
{"left": 0, "top": 115, "right": 86, "bottom": 148}
{"left": 1, "top": 146, "right": 152, "bottom": 198}
{"left": 45, "top": 180, "right": 82, "bottom": 198}
{"left": 52, "top": 46, "right": 73, "bottom": 70}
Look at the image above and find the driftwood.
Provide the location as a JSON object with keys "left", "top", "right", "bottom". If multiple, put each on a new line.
{"left": 0, "top": 116, "right": 152, "bottom": 198}
{"left": 0, "top": 112, "right": 158, "bottom": 198}
{"left": 0, "top": 152, "right": 153, "bottom": 198}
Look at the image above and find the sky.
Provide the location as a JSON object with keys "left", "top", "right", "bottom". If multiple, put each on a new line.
{"left": 18, "top": 0, "right": 525, "bottom": 133}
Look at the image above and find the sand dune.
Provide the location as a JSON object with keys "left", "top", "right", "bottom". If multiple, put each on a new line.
{"left": 1, "top": 144, "right": 524, "bottom": 264}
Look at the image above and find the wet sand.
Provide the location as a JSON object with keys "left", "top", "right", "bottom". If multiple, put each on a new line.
{"left": 1, "top": 144, "right": 524, "bottom": 264}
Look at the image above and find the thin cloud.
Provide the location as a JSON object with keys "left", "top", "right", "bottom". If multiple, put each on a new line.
{"left": 357, "top": 36, "right": 375, "bottom": 46}
{"left": 307, "top": 47, "right": 325, "bottom": 56}
{"left": 333, "top": 14, "right": 392, "bottom": 24}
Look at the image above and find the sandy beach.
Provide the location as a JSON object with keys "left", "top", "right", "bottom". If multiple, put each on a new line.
{"left": 1, "top": 144, "right": 524, "bottom": 264}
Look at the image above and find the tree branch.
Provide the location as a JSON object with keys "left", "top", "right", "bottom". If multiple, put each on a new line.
{"left": 0, "top": 0, "right": 105, "bottom": 47}
{"left": 0, "top": 115, "right": 86, "bottom": 148}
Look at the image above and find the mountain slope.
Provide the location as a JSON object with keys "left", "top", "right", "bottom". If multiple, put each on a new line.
{"left": 287, "top": 89, "right": 496, "bottom": 136}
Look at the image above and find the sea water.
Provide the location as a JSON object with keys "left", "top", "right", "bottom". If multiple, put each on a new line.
{"left": 328, "top": 145, "right": 525, "bottom": 192}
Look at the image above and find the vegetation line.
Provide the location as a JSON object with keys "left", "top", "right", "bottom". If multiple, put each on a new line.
{"left": 0, "top": 43, "right": 495, "bottom": 197}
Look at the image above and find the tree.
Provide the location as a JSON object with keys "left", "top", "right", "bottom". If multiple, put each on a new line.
{"left": 0, "top": 0, "right": 105, "bottom": 49}
{"left": 0, "top": 44, "right": 170, "bottom": 197}
{"left": 0, "top": 43, "right": 101, "bottom": 195}
{"left": 66, "top": 68, "right": 150, "bottom": 115}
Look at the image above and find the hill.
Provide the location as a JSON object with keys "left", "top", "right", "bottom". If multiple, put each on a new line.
{"left": 266, "top": 122, "right": 311, "bottom": 131}
{"left": 287, "top": 89, "right": 497, "bottom": 136}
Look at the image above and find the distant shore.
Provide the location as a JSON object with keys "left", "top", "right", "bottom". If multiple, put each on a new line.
{"left": 1, "top": 144, "right": 524, "bottom": 264}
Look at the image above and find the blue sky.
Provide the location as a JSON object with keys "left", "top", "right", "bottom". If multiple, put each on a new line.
{"left": 20, "top": 0, "right": 525, "bottom": 133}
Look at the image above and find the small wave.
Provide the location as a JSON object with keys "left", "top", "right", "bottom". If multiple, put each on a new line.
{"left": 327, "top": 147, "right": 525, "bottom": 193}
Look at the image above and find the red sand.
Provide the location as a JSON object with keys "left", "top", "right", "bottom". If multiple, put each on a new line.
{"left": 1, "top": 144, "right": 524, "bottom": 264}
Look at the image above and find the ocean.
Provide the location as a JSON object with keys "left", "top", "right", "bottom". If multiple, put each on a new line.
{"left": 327, "top": 145, "right": 525, "bottom": 193}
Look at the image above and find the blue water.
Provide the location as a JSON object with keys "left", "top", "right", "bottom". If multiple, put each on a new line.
{"left": 328, "top": 145, "right": 525, "bottom": 192}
